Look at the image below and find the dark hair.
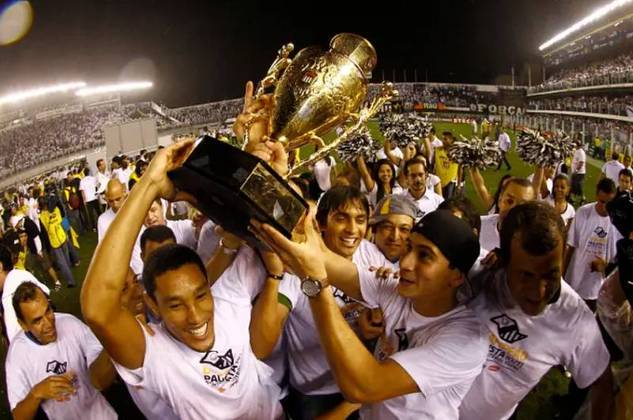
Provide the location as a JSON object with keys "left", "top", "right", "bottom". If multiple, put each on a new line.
{"left": 619, "top": 168, "right": 633, "bottom": 181}
{"left": 84, "top": 168, "right": 91, "bottom": 176}
{"left": 336, "top": 166, "right": 361, "bottom": 190}
{"left": 0, "top": 244, "right": 13, "bottom": 272}
{"left": 490, "top": 174, "right": 513, "bottom": 213}
{"left": 373, "top": 159, "right": 396, "bottom": 203}
{"left": 316, "top": 185, "right": 369, "bottom": 228}
{"left": 597, "top": 178, "right": 617, "bottom": 194}
{"left": 438, "top": 197, "right": 481, "bottom": 237}
{"left": 140, "top": 225, "right": 176, "bottom": 254}
{"left": 13, "top": 282, "right": 46, "bottom": 322}
{"left": 551, "top": 174, "right": 571, "bottom": 200}
{"left": 612, "top": 151, "right": 620, "bottom": 161}
{"left": 403, "top": 157, "right": 426, "bottom": 176}
{"left": 499, "top": 202, "right": 565, "bottom": 264}
{"left": 142, "top": 244, "right": 207, "bottom": 299}
{"left": 97, "top": 159, "right": 105, "bottom": 167}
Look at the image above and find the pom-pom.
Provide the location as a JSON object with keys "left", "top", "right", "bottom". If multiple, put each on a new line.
{"left": 516, "top": 129, "right": 579, "bottom": 166}
{"left": 447, "top": 135, "right": 502, "bottom": 169}
{"left": 379, "top": 113, "right": 432, "bottom": 149}
{"left": 336, "top": 126, "right": 380, "bottom": 163}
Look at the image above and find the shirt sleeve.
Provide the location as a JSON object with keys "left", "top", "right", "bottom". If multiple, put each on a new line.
{"left": 566, "top": 213, "right": 579, "bottom": 248}
{"left": 277, "top": 274, "right": 302, "bottom": 310}
{"left": 358, "top": 268, "right": 400, "bottom": 310}
{"left": 389, "top": 319, "right": 486, "bottom": 397}
{"left": 5, "top": 349, "right": 31, "bottom": 410}
{"left": 564, "top": 308, "right": 610, "bottom": 389}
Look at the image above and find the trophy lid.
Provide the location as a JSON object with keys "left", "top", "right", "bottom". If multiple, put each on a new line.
{"left": 330, "top": 33, "right": 377, "bottom": 79}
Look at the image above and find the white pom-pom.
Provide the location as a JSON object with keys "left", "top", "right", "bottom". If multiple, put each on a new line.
{"left": 447, "top": 135, "right": 502, "bottom": 169}
{"left": 337, "top": 126, "right": 379, "bottom": 163}
{"left": 516, "top": 129, "right": 579, "bottom": 166}
{"left": 379, "top": 113, "right": 432, "bottom": 149}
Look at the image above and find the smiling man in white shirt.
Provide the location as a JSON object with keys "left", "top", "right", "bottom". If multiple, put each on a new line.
{"left": 400, "top": 158, "right": 443, "bottom": 220}
{"left": 81, "top": 141, "right": 282, "bottom": 420}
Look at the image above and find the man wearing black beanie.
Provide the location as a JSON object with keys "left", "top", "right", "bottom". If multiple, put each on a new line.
{"left": 251, "top": 209, "right": 487, "bottom": 419}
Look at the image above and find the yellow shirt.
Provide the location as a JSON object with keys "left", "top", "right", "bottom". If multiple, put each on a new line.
{"left": 434, "top": 148, "right": 459, "bottom": 187}
{"left": 15, "top": 249, "right": 26, "bottom": 270}
{"left": 39, "top": 208, "right": 67, "bottom": 248}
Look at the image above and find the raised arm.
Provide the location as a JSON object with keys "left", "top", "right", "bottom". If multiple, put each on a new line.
{"left": 467, "top": 167, "right": 493, "bottom": 210}
{"left": 531, "top": 166, "right": 545, "bottom": 199}
{"left": 251, "top": 217, "right": 417, "bottom": 403}
{"left": 356, "top": 156, "right": 376, "bottom": 194}
{"left": 249, "top": 251, "right": 290, "bottom": 359}
{"left": 80, "top": 140, "right": 195, "bottom": 369}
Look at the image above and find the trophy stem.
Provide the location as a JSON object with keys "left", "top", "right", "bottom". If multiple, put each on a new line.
{"left": 285, "top": 82, "right": 397, "bottom": 178}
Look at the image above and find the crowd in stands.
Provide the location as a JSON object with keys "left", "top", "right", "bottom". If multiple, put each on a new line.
{"left": 531, "top": 51, "right": 633, "bottom": 92}
{"left": 368, "top": 83, "right": 497, "bottom": 107}
{"left": 529, "top": 94, "right": 633, "bottom": 117}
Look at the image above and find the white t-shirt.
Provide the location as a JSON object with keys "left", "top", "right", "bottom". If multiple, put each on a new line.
{"left": 6, "top": 314, "right": 117, "bottom": 420}
{"left": 498, "top": 132, "right": 511, "bottom": 152}
{"left": 358, "top": 270, "right": 487, "bottom": 420}
{"left": 426, "top": 173, "right": 441, "bottom": 191}
{"left": 115, "top": 274, "right": 281, "bottom": 420}
{"left": 313, "top": 157, "right": 336, "bottom": 192}
{"left": 572, "top": 148, "right": 586, "bottom": 175}
{"left": 97, "top": 208, "right": 116, "bottom": 243}
{"left": 118, "top": 167, "right": 133, "bottom": 187}
{"left": 565, "top": 203, "right": 621, "bottom": 299}
{"left": 428, "top": 136, "right": 443, "bottom": 164}
{"left": 96, "top": 171, "right": 110, "bottom": 195}
{"left": 79, "top": 176, "right": 98, "bottom": 202}
{"left": 460, "top": 272, "right": 610, "bottom": 420}
{"left": 376, "top": 147, "right": 404, "bottom": 164}
{"left": 2, "top": 270, "right": 51, "bottom": 342}
{"left": 527, "top": 173, "right": 553, "bottom": 198}
{"left": 544, "top": 197, "right": 575, "bottom": 227}
{"left": 601, "top": 160, "right": 625, "bottom": 184}
{"left": 401, "top": 189, "right": 444, "bottom": 221}
{"left": 278, "top": 248, "right": 374, "bottom": 395}
{"left": 479, "top": 214, "right": 500, "bottom": 253}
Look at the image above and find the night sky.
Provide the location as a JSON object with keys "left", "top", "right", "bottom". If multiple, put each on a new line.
{"left": 0, "top": 0, "right": 606, "bottom": 107}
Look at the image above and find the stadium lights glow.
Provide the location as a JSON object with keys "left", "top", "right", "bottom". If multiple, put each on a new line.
{"left": 0, "top": 81, "right": 86, "bottom": 106}
{"left": 75, "top": 81, "right": 153, "bottom": 97}
{"left": 539, "top": 0, "right": 633, "bottom": 51}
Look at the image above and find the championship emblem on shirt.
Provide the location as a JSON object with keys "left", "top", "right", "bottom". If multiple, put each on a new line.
{"left": 593, "top": 226, "right": 608, "bottom": 239}
{"left": 199, "top": 349, "right": 241, "bottom": 391}
{"left": 491, "top": 314, "right": 527, "bottom": 344}
{"left": 46, "top": 360, "right": 67, "bottom": 375}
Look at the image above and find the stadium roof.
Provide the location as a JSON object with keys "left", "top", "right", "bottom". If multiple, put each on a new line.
{"left": 539, "top": 0, "right": 633, "bottom": 55}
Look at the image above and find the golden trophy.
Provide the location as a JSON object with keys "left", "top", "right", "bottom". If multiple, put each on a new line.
{"left": 169, "top": 33, "right": 396, "bottom": 243}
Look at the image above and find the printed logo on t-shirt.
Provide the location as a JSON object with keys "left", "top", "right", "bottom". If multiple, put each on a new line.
{"left": 333, "top": 288, "right": 364, "bottom": 325}
{"left": 46, "top": 360, "right": 67, "bottom": 375}
{"left": 375, "top": 328, "right": 409, "bottom": 361}
{"left": 491, "top": 314, "right": 527, "bottom": 344}
{"left": 487, "top": 333, "right": 528, "bottom": 372}
{"left": 593, "top": 226, "right": 608, "bottom": 239}
{"left": 199, "top": 349, "right": 241, "bottom": 390}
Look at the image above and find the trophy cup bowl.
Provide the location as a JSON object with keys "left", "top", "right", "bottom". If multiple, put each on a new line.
{"left": 169, "top": 34, "right": 391, "bottom": 244}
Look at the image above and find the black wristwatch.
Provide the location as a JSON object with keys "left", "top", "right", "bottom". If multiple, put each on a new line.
{"left": 301, "top": 277, "right": 326, "bottom": 298}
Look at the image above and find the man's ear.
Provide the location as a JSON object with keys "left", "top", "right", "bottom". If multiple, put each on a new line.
{"left": 143, "top": 292, "right": 160, "bottom": 321}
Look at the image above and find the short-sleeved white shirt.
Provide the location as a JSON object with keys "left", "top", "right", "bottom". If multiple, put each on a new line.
{"left": 97, "top": 209, "right": 116, "bottom": 243}
{"left": 358, "top": 270, "right": 487, "bottom": 419}
{"left": 460, "top": 272, "right": 610, "bottom": 420}
{"left": 572, "top": 148, "right": 586, "bottom": 175}
{"left": 602, "top": 160, "right": 625, "bottom": 184}
{"left": 479, "top": 214, "right": 500, "bottom": 253}
{"left": 277, "top": 248, "right": 374, "bottom": 395}
{"left": 401, "top": 189, "right": 444, "bottom": 221}
{"left": 6, "top": 314, "right": 116, "bottom": 420}
{"left": 79, "top": 176, "right": 98, "bottom": 202}
{"left": 313, "top": 157, "right": 336, "bottom": 192}
{"left": 114, "top": 296, "right": 281, "bottom": 420}
{"left": 544, "top": 197, "right": 575, "bottom": 227}
{"left": 565, "top": 203, "right": 621, "bottom": 299}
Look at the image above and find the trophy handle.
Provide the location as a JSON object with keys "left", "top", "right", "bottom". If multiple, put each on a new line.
{"left": 255, "top": 43, "right": 295, "bottom": 99}
{"left": 286, "top": 82, "right": 398, "bottom": 178}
